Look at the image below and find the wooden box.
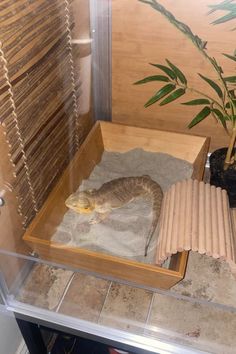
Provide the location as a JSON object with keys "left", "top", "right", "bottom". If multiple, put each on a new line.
{"left": 23, "top": 121, "right": 209, "bottom": 289}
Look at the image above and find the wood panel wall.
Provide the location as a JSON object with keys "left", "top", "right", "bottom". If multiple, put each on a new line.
{"left": 112, "top": 0, "right": 236, "bottom": 151}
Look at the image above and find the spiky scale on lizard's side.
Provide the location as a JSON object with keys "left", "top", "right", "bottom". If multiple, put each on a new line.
{"left": 65, "top": 176, "right": 163, "bottom": 256}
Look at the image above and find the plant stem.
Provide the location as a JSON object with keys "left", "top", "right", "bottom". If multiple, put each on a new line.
{"left": 175, "top": 81, "right": 231, "bottom": 120}
{"left": 187, "top": 87, "right": 228, "bottom": 116}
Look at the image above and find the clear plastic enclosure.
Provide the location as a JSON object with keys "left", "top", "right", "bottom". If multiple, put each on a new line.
{"left": 0, "top": 1, "right": 236, "bottom": 353}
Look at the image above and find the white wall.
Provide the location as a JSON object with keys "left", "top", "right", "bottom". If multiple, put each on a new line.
{"left": 0, "top": 305, "right": 25, "bottom": 354}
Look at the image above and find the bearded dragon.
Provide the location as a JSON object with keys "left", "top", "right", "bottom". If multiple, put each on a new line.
{"left": 65, "top": 175, "right": 163, "bottom": 256}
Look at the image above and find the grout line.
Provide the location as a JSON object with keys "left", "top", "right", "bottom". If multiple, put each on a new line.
{"left": 144, "top": 292, "right": 155, "bottom": 333}
{"left": 55, "top": 273, "right": 75, "bottom": 313}
{"left": 97, "top": 281, "right": 112, "bottom": 323}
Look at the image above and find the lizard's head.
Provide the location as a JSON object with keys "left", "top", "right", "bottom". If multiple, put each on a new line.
{"left": 65, "top": 191, "right": 95, "bottom": 214}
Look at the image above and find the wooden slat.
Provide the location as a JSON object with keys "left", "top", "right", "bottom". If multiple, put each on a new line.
{"left": 156, "top": 179, "right": 236, "bottom": 276}
{"left": 0, "top": 0, "right": 83, "bottom": 226}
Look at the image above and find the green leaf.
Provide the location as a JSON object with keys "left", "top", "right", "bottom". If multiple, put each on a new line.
{"left": 182, "top": 98, "right": 211, "bottom": 106}
{"left": 226, "top": 99, "right": 236, "bottom": 109}
{"left": 166, "top": 59, "right": 187, "bottom": 85}
{"left": 208, "top": 0, "right": 235, "bottom": 14}
{"left": 144, "top": 84, "right": 176, "bottom": 108}
{"left": 198, "top": 73, "right": 223, "bottom": 99}
{"left": 223, "top": 53, "right": 236, "bottom": 62}
{"left": 211, "top": 108, "right": 228, "bottom": 130}
{"left": 134, "top": 75, "right": 170, "bottom": 85}
{"left": 212, "top": 12, "right": 236, "bottom": 25}
{"left": 229, "top": 90, "right": 236, "bottom": 98}
{"left": 208, "top": 1, "right": 236, "bottom": 29}
{"left": 188, "top": 106, "right": 211, "bottom": 128}
{"left": 138, "top": 0, "right": 153, "bottom": 4}
{"left": 224, "top": 76, "right": 236, "bottom": 83}
{"left": 149, "top": 63, "right": 176, "bottom": 80}
{"left": 159, "top": 88, "right": 186, "bottom": 106}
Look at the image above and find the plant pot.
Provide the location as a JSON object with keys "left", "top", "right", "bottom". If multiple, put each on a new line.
{"left": 210, "top": 148, "right": 236, "bottom": 208}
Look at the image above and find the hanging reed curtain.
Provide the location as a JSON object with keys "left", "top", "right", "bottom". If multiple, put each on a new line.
{"left": 0, "top": 0, "right": 81, "bottom": 226}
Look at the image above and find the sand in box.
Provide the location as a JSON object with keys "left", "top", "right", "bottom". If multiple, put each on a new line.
{"left": 52, "top": 149, "right": 193, "bottom": 264}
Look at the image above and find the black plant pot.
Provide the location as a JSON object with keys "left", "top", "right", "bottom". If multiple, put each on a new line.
{"left": 210, "top": 148, "right": 236, "bottom": 208}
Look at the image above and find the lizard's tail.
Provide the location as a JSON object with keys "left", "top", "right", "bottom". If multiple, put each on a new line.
{"left": 143, "top": 178, "right": 163, "bottom": 256}
{"left": 144, "top": 225, "right": 156, "bottom": 256}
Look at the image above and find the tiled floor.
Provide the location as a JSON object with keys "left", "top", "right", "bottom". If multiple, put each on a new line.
{"left": 16, "top": 263, "right": 74, "bottom": 310}
{"left": 58, "top": 273, "right": 110, "bottom": 322}
{"left": 98, "top": 283, "right": 153, "bottom": 334}
{"left": 14, "top": 183, "right": 236, "bottom": 353}
{"left": 146, "top": 292, "right": 236, "bottom": 354}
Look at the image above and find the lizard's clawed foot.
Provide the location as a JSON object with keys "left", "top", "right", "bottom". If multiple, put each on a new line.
{"left": 89, "top": 211, "right": 110, "bottom": 225}
{"left": 89, "top": 217, "right": 100, "bottom": 225}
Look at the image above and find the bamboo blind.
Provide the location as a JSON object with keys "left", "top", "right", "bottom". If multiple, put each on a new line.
{"left": 156, "top": 179, "right": 236, "bottom": 275}
{"left": 0, "top": 0, "right": 83, "bottom": 226}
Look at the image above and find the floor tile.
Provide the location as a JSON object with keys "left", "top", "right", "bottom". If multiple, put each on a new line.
{"left": 147, "top": 292, "right": 236, "bottom": 354}
{"left": 16, "top": 264, "right": 74, "bottom": 310}
{"left": 173, "top": 251, "right": 236, "bottom": 309}
{"left": 59, "top": 273, "right": 110, "bottom": 322}
{"left": 99, "top": 283, "right": 152, "bottom": 333}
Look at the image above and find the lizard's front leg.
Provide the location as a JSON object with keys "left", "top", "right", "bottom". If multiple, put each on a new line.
{"left": 89, "top": 211, "right": 111, "bottom": 225}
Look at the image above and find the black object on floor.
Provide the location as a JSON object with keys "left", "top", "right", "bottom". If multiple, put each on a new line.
{"left": 51, "top": 334, "right": 110, "bottom": 354}
{"left": 16, "top": 318, "right": 47, "bottom": 354}
{"left": 15, "top": 317, "right": 138, "bottom": 354}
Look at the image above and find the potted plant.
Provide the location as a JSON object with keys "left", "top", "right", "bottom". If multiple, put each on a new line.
{"left": 135, "top": 0, "right": 236, "bottom": 207}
